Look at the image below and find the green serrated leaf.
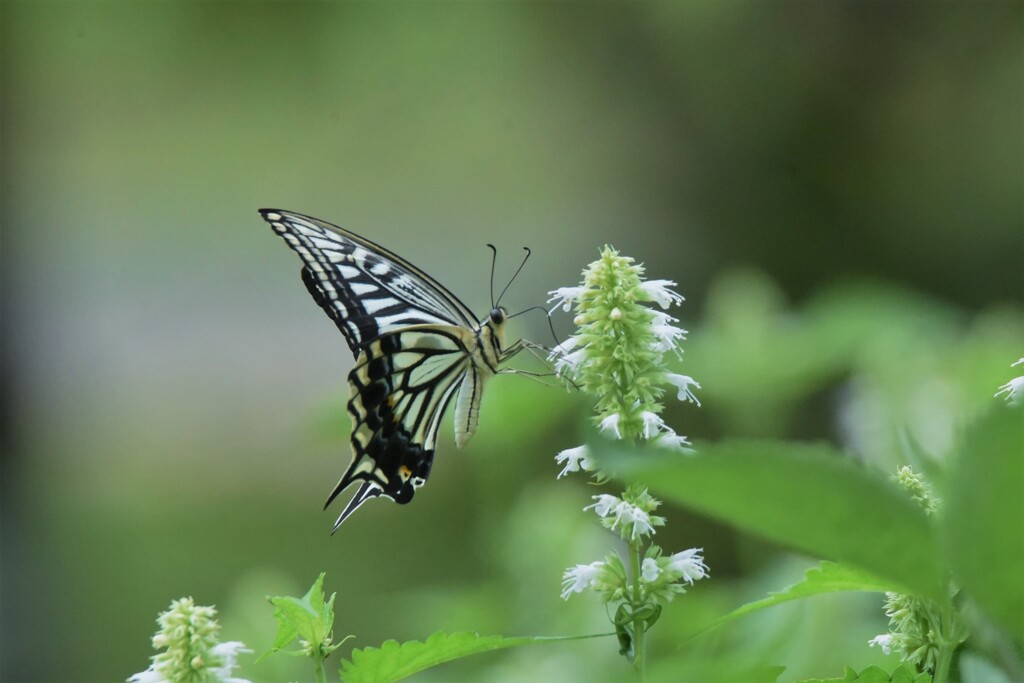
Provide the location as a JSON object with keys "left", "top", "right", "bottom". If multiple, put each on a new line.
{"left": 694, "top": 561, "right": 891, "bottom": 637}
{"left": 944, "top": 406, "right": 1024, "bottom": 643}
{"left": 794, "top": 662, "right": 932, "bottom": 682}
{"left": 267, "top": 596, "right": 312, "bottom": 647}
{"left": 849, "top": 667, "right": 894, "bottom": 683}
{"left": 323, "top": 590, "right": 337, "bottom": 638}
{"left": 590, "top": 437, "right": 945, "bottom": 600}
{"left": 262, "top": 573, "right": 336, "bottom": 661}
{"left": 887, "top": 663, "right": 917, "bottom": 683}
{"left": 648, "top": 662, "right": 786, "bottom": 683}
{"left": 339, "top": 631, "right": 610, "bottom": 683}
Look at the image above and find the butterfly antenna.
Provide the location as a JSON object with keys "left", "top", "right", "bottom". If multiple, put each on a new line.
{"left": 496, "top": 247, "right": 531, "bottom": 307}
{"left": 486, "top": 244, "right": 498, "bottom": 309}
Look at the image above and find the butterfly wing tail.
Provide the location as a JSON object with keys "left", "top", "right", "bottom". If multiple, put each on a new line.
{"left": 330, "top": 481, "right": 383, "bottom": 533}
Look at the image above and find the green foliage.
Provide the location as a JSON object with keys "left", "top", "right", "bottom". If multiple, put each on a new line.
{"left": 262, "top": 573, "right": 344, "bottom": 661}
{"left": 944, "top": 406, "right": 1024, "bottom": 643}
{"left": 795, "top": 663, "right": 932, "bottom": 682}
{"left": 688, "top": 273, "right": 1021, "bottom": 447}
{"left": 338, "top": 632, "right": 607, "bottom": 683}
{"left": 590, "top": 437, "right": 945, "bottom": 600}
{"left": 647, "top": 662, "right": 787, "bottom": 683}
{"left": 696, "top": 562, "right": 891, "bottom": 636}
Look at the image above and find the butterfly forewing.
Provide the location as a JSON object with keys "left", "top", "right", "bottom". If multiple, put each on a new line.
{"left": 262, "top": 210, "right": 476, "bottom": 353}
{"left": 261, "top": 209, "right": 503, "bottom": 529}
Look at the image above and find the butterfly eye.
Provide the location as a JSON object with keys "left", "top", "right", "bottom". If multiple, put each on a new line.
{"left": 490, "top": 307, "right": 506, "bottom": 325}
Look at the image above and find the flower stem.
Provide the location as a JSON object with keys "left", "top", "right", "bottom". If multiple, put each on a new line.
{"left": 932, "top": 603, "right": 964, "bottom": 683}
{"left": 313, "top": 654, "right": 327, "bottom": 683}
{"left": 629, "top": 539, "right": 646, "bottom": 682}
{"left": 933, "top": 643, "right": 954, "bottom": 683}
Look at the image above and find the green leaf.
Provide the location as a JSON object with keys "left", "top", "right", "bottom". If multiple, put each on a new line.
{"left": 694, "top": 561, "right": 891, "bottom": 636}
{"left": 339, "top": 631, "right": 610, "bottom": 683}
{"left": 261, "top": 573, "right": 339, "bottom": 661}
{"left": 794, "top": 662, "right": 931, "bottom": 682}
{"left": 648, "top": 663, "right": 786, "bottom": 683}
{"left": 944, "top": 406, "right": 1024, "bottom": 643}
{"left": 591, "top": 437, "right": 945, "bottom": 600}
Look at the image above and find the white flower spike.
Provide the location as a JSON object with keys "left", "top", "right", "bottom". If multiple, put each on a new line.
{"left": 128, "top": 598, "right": 251, "bottom": 683}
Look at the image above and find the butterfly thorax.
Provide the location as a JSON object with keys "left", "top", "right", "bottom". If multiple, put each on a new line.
{"left": 472, "top": 306, "right": 509, "bottom": 376}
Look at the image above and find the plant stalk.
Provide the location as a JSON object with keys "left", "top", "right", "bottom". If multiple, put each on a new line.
{"left": 313, "top": 653, "right": 327, "bottom": 683}
{"left": 629, "top": 539, "right": 646, "bottom": 682}
{"left": 933, "top": 643, "right": 954, "bottom": 683}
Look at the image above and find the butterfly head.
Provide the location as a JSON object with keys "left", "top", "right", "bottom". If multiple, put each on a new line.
{"left": 489, "top": 307, "right": 507, "bottom": 326}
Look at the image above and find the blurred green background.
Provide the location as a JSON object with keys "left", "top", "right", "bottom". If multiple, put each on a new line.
{"left": 1, "top": 2, "right": 1021, "bottom": 682}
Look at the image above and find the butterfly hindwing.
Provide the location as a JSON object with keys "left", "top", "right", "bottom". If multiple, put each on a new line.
{"left": 327, "top": 325, "right": 473, "bottom": 529}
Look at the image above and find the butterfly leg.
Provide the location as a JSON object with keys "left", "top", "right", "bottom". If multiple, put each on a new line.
{"left": 499, "top": 338, "right": 526, "bottom": 362}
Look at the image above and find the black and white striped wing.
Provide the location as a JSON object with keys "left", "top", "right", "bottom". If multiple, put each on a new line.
{"left": 328, "top": 325, "right": 475, "bottom": 529}
{"left": 260, "top": 209, "right": 476, "bottom": 353}
{"left": 261, "top": 209, "right": 485, "bottom": 529}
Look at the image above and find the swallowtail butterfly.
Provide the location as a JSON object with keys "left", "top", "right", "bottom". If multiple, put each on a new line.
{"left": 261, "top": 209, "right": 525, "bottom": 530}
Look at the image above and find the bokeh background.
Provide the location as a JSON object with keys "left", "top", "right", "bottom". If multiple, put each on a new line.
{"left": 2, "top": 2, "right": 1021, "bottom": 682}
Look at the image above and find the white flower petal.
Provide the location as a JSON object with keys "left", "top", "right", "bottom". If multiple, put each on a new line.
{"left": 128, "top": 669, "right": 168, "bottom": 683}
{"left": 640, "top": 280, "right": 684, "bottom": 308}
{"left": 560, "top": 561, "right": 604, "bottom": 599}
{"left": 666, "top": 548, "right": 709, "bottom": 584}
{"left": 554, "top": 347, "right": 587, "bottom": 376}
{"left": 555, "top": 445, "right": 593, "bottom": 479}
{"left": 995, "top": 375, "right": 1024, "bottom": 405}
{"left": 868, "top": 633, "right": 894, "bottom": 655}
{"left": 547, "top": 335, "right": 579, "bottom": 359}
{"left": 599, "top": 413, "right": 622, "bottom": 439}
{"left": 641, "top": 558, "right": 660, "bottom": 582}
{"left": 208, "top": 642, "right": 253, "bottom": 683}
{"left": 585, "top": 494, "right": 620, "bottom": 518}
{"left": 666, "top": 373, "right": 701, "bottom": 405}
{"left": 657, "top": 430, "right": 694, "bottom": 452}
{"left": 628, "top": 508, "right": 655, "bottom": 539}
{"left": 547, "top": 286, "right": 586, "bottom": 313}
{"left": 652, "top": 323, "right": 686, "bottom": 353}
{"left": 649, "top": 310, "right": 678, "bottom": 326}
{"left": 212, "top": 641, "right": 252, "bottom": 665}
{"left": 640, "top": 411, "right": 667, "bottom": 439}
